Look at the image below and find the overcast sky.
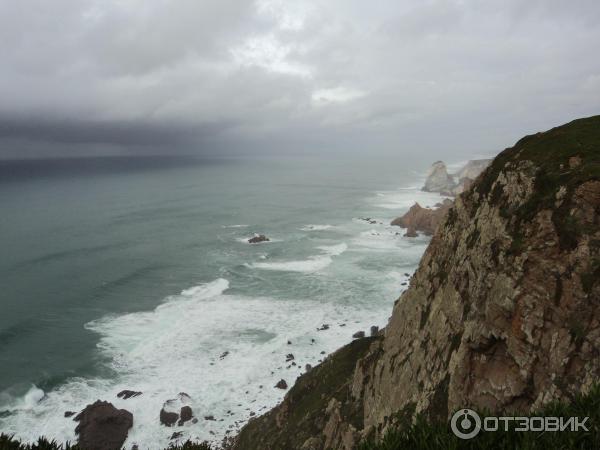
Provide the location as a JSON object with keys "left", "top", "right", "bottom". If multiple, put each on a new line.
{"left": 1, "top": 0, "right": 599, "bottom": 159}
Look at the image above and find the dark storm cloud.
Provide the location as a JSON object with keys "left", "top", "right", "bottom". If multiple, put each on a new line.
{"left": 0, "top": 0, "right": 599, "bottom": 158}
{"left": 0, "top": 116, "right": 237, "bottom": 146}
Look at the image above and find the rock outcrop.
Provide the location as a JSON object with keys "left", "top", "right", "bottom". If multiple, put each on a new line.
{"left": 234, "top": 115, "right": 600, "bottom": 450}
{"left": 423, "top": 158, "right": 491, "bottom": 196}
{"left": 422, "top": 161, "right": 455, "bottom": 193}
{"left": 391, "top": 199, "right": 453, "bottom": 236}
{"left": 74, "top": 400, "right": 133, "bottom": 450}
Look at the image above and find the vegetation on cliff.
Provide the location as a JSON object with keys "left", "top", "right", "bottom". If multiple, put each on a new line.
{"left": 358, "top": 384, "right": 600, "bottom": 450}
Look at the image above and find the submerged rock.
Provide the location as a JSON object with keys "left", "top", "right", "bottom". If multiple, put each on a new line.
{"left": 74, "top": 400, "right": 133, "bottom": 450}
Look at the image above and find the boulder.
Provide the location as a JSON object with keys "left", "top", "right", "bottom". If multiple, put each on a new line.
{"left": 160, "top": 409, "right": 179, "bottom": 427}
{"left": 275, "top": 379, "right": 288, "bottom": 390}
{"left": 352, "top": 331, "right": 365, "bottom": 339}
{"left": 178, "top": 406, "right": 194, "bottom": 426}
{"left": 74, "top": 400, "right": 133, "bottom": 450}
{"left": 248, "top": 234, "right": 270, "bottom": 244}
{"left": 160, "top": 393, "right": 192, "bottom": 427}
{"left": 64, "top": 411, "right": 76, "bottom": 418}
{"left": 370, "top": 326, "right": 379, "bottom": 336}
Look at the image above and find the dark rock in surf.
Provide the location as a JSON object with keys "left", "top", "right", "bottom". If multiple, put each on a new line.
{"left": 160, "top": 408, "right": 179, "bottom": 427}
{"left": 117, "top": 390, "right": 142, "bottom": 400}
{"left": 178, "top": 406, "right": 194, "bottom": 426}
{"left": 248, "top": 234, "right": 270, "bottom": 244}
{"left": 74, "top": 400, "right": 133, "bottom": 450}
{"left": 275, "top": 379, "right": 288, "bottom": 390}
{"left": 352, "top": 331, "right": 366, "bottom": 339}
{"left": 64, "top": 411, "right": 76, "bottom": 418}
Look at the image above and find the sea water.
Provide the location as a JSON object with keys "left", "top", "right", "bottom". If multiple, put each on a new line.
{"left": 0, "top": 155, "right": 446, "bottom": 448}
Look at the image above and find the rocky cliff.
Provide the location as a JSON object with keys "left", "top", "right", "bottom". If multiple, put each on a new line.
{"left": 423, "top": 159, "right": 492, "bottom": 196}
{"left": 234, "top": 116, "right": 600, "bottom": 450}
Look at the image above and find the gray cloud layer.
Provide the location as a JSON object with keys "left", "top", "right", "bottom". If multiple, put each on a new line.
{"left": 1, "top": 0, "right": 599, "bottom": 158}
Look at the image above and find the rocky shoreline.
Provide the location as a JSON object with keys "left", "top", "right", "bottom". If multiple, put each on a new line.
{"left": 232, "top": 115, "right": 600, "bottom": 449}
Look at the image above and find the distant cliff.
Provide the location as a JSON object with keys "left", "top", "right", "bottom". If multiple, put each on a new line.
{"left": 233, "top": 116, "right": 600, "bottom": 450}
{"left": 422, "top": 159, "right": 492, "bottom": 196}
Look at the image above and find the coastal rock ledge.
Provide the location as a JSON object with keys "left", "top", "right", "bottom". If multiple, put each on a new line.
{"left": 233, "top": 115, "right": 600, "bottom": 450}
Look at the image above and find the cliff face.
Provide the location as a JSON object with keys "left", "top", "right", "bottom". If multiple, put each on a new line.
{"left": 234, "top": 116, "right": 600, "bottom": 450}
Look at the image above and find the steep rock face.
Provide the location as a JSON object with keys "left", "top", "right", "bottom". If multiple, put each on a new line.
{"left": 234, "top": 116, "right": 600, "bottom": 450}
{"left": 422, "top": 161, "right": 455, "bottom": 193}
{"left": 362, "top": 116, "right": 600, "bottom": 438}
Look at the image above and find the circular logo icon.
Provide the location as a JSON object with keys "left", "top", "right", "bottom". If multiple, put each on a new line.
{"left": 451, "top": 408, "right": 481, "bottom": 440}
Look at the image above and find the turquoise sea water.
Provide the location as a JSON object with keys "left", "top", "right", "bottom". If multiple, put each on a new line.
{"left": 0, "top": 155, "right": 446, "bottom": 447}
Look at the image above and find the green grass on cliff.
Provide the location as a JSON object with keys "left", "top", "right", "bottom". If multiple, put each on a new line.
{"left": 358, "top": 384, "right": 600, "bottom": 450}
{"left": 470, "top": 115, "right": 600, "bottom": 252}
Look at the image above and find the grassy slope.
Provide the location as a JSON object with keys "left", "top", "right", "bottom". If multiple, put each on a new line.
{"left": 357, "top": 385, "right": 600, "bottom": 450}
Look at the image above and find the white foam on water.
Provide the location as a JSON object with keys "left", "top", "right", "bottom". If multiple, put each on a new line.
{"left": 370, "top": 187, "right": 450, "bottom": 211}
{"left": 247, "top": 243, "right": 347, "bottom": 273}
{"left": 0, "top": 278, "right": 398, "bottom": 449}
{"left": 221, "top": 224, "right": 249, "bottom": 228}
{"left": 300, "top": 224, "right": 335, "bottom": 231}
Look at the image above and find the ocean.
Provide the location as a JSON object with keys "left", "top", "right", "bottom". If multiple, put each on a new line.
{"left": 0, "top": 155, "right": 446, "bottom": 448}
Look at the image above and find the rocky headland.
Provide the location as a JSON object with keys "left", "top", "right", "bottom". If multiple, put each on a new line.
{"left": 233, "top": 115, "right": 600, "bottom": 449}
{"left": 422, "top": 158, "right": 492, "bottom": 196}
{"left": 391, "top": 199, "right": 453, "bottom": 237}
